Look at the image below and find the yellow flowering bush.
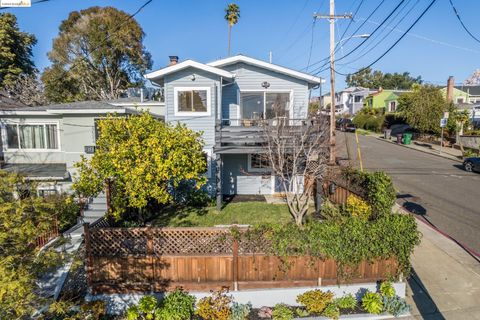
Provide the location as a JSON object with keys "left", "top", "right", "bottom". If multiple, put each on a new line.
{"left": 345, "top": 194, "right": 372, "bottom": 220}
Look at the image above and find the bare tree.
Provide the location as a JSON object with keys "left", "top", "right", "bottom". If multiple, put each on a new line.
{"left": 262, "top": 115, "right": 329, "bottom": 226}
{"left": 4, "top": 73, "right": 47, "bottom": 106}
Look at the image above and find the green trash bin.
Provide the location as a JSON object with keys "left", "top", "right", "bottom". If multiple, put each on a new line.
{"left": 403, "top": 133, "right": 412, "bottom": 145}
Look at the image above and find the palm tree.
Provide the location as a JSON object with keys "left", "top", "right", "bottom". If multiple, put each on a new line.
{"left": 224, "top": 3, "right": 240, "bottom": 56}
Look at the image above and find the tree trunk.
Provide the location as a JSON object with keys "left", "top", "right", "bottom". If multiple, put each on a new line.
{"left": 228, "top": 25, "right": 232, "bottom": 56}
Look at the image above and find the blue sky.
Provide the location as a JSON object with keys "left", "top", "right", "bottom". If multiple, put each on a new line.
{"left": 3, "top": 0, "right": 480, "bottom": 91}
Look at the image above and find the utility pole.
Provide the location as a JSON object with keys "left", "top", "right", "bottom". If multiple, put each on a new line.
{"left": 314, "top": 1, "right": 352, "bottom": 164}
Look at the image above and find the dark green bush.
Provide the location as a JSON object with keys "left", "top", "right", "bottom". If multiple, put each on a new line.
{"left": 45, "top": 194, "right": 80, "bottom": 231}
{"left": 343, "top": 169, "right": 396, "bottom": 218}
{"left": 353, "top": 114, "right": 385, "bottom": 132}
{"left": 245, "top": 213, "right": 420, "bottom": 278}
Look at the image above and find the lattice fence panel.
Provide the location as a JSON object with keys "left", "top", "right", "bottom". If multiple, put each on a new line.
{"left": 90, "top": 228, "right": 147, "bottom": 257}
{"left": 152, "top": 229, "right": 233, "bottom": 255}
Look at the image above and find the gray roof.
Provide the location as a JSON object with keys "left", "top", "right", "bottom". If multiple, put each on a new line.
{"left": 0, "top": 163, "right": 70, "bottom": 180}
{"left": 0, "top": 100, "right": 127, "bottom": 112}
{"left": 455, "top": 85, "right": 480, "bottom": 96}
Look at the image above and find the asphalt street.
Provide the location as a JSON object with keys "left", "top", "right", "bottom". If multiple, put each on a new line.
{"left": 336, "top": 132, "right": 480, "bottom": 253}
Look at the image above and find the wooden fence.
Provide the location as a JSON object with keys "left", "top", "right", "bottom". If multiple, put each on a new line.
{"left": 84, "top": 225, "right": 398, "bottom": 294}
{"left": 36, "top": 219, "right": 59, "bottom": 248}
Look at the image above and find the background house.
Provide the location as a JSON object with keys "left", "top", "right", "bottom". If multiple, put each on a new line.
{"left": 0, "top": 100, "right": 164, "bottom": 194}
{"left": 363, "top": 89, "right": 410, "bottom": 112}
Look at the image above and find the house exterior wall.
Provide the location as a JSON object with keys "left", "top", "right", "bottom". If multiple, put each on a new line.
{"left": 0, "top": 115, "right": 65, "bottom": 164}
{"left": 220, "top": 63, "right": 310, "bottom": 120}
{"left": 222, "top": 154, "right": 272, "bottom": 195}
{"left": 440, "top": 87, "right": 469, "bottom": 104}
{"left": 164, "top": 68, "right": 220, "bottom": 149}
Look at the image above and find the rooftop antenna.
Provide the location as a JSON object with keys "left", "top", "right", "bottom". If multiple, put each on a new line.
{"left": 269, "top": 51, "right": 272, "bottom": 63}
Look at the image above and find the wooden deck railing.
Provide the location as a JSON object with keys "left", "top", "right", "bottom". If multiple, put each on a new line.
{"left": 84, "top": 225, "right": 398, "bottom": 294}
{"left": 36, "top": 219, "right": 59, "bottom": 248}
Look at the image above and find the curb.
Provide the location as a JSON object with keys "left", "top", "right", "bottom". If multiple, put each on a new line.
{"left": 374, "top": 136, "right": 463, "bottom": 163}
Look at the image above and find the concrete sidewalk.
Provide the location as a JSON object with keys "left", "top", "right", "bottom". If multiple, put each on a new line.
{"left": 375, "top": 136, "right": 463, "bottom": 163}
{"left": 401, "top": 208, "right": 480, "bottom": 319}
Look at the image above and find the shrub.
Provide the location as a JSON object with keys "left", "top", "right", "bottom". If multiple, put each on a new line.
{"left": 45, "top": 194, "right": 80, "bottom": 231}
{"left": 345, "top": 194, "right": 372, "bottom": 220}
{"left": 126, "top": 295, "right": 159, "bottom": 320}
{"left": 195, "top": 289, "right": 232, "bottom": 320}
{"left": 362, "top": 171, "right": 396, "bottom": 217}
{"left": 362, "top": 291, "right": 383, "bottom": 314}
{"left": 156, "top": 288, "right": 196, "bottom": 320}
{"left": 320, "top": 200, "right": 346, "bottom": 222}
{"left": 295, "top": 308, "right": 309, "bottom": 317}
{"left": 229, "top": 302, "right": 252, "bottom": 320}
{"left": 172, "top": 180, "right": 213, "bottom": 207}
{"left": 296, "top": 290, "right": 334, "bottom": 314}
{"left": 322, "top": 303, "right": 340, "bottom": 319}
{"left": 335, "top": 294, "right": 357, "bottom": 310}
{"left": 379, "top": 281, "right": 396, "bottom": 298}
{"left": 271, "top": 304, "right": 294, "bottom": 320}
{"left": 382, "top": 295, "right": 410, "bottom": 316}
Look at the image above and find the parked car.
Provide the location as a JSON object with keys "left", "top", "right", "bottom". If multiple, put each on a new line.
{"left": 463, "top": 157, "right": 480, "bottom": 173}
{"left": 336, "top": 118, "right": 355, "bottom": 132}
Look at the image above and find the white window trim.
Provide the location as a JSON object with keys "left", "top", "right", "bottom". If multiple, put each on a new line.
{"left": 173, "top": 86, "right": 211, "bottom": 117}
{"left": 239, "top": 90, "right": 294, "bottom": 120}
{"left": 247, "top": 153, "right": 271, "bottom": 173}
{"left": 203, "top": 148, "right": 213, "bottom": 178}
{"left": 1, "top": 120, "right": 61, "bottom": 152}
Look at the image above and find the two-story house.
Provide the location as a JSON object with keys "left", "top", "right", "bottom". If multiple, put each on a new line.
{"left": 145, "top": 55, "right": 322, "bottom": 198}
{"left": 334, "top": 87, "right": 378, "bottom": 115}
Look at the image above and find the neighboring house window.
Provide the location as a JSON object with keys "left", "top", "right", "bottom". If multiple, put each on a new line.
{"left": 354, "top": 95, "right": 362, "bottom": 103}
{"left": 248, "top": 154, "right": 271, "bottom": 172}
{"left": 389, "top": 101, "right": 397, "bottom": 112}
{"left": 38, "top": 188, "right": 58, "bottom": 198}
{"left": 240, "top": 91, "right": 290, "bottom": 120}
{"left": 174, "top": 87, "right": 211, "bottom": 116}
{"left": 457, "top": 97, "right": 464, "bottom": 103}
{"left": 5, "top": 123, "right": 59, "bottom": 150}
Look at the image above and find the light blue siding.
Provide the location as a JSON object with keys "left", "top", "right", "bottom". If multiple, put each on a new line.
{"left": 164, "top": 68, "right": 221, "bottom": 149}
{"left": 220, "top": 63, "right": 310, "bottom": 120}
{"left": 222, "top": 154, "right": 271, "bottom": 195}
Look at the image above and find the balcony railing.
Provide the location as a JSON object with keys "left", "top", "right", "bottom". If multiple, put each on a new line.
{"left": 215, "top": 117, "right": 311, "bottom": 149}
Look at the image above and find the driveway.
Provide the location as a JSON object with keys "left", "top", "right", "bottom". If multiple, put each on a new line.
{"left": 336, "top": 132, "right": 480, "bottom": 253}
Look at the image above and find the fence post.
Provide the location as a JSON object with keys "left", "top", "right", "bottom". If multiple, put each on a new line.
{"left": 146, "top": 227, "right": 155, "bottom": 291}
{"left": 83, "top": 222, "right": 93, "bottom": 292}
{"left": 232, "top": 238, "right": 239, "bottom": 291}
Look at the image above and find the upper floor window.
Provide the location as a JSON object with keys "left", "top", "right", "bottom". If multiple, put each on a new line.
{"left": 354, "top": 95, "right": 362, "bottom": 103}
{"left": 240, "top": 91, "right": 290, "bottom": 121}
{"left": 174, "top": 87, "right": 211, "bottom": 116}
{"left": 5, "top": 123, "right": 59, "bottom": 150}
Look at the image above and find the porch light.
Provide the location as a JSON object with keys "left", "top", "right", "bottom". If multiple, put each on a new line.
{"left": 191, "top": 74, "right": 196, "bottom": 81}
{"left": 261, "top": 81, "right": 270, "bottom": 89}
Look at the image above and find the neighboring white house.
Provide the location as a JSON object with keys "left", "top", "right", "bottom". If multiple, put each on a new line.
{"left": 324, "top": 87, "right": 377, "bottom": 115}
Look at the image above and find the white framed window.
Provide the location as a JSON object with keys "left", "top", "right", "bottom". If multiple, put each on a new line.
{"left": 3, "top": 122, "right": 60, "bottom": 151}
{"left": 247, "top": 153, "right": 271, "bottom": 173}
{"left": 174, "top": 87, "right": 211, "bottom": 116}
{"left": 203, "top": 148, "right": 213, "bottom": 178}
{"left": 389, "top": 101, "right": 397, "bottom": 112}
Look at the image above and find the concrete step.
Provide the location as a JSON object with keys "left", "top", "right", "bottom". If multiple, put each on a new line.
{"left": 87, "top": 202, "right": 107, "bottom": 210}
{"left": 84, "top": 209, "right": 106, "bottom": 218}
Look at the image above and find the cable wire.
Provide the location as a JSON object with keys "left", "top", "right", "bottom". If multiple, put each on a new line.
{"left": 334, "top": 0, "right": 438, "bottom": 76}
{"left": 306, "top": 0, "right": 387, "bottom": 71}
{"left": 310, "top": 0, "right": 407, "bottom": 75}
{"left": 448, "top": 0, "right": 480, "bottom": 44}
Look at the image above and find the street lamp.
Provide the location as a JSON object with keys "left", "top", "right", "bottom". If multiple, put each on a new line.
{"left": 337, "top": 34, "right": 370, "bottom": 56}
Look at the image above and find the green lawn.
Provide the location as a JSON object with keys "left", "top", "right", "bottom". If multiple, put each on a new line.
{"left": 151, "top": 201, "right": 294, "bottom": 227}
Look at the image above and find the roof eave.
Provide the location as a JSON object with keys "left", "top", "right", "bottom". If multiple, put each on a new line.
{"left": 144, "top": 60, "right": 234, "bottom": 81}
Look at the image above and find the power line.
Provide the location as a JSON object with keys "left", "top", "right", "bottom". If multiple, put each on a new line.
{"left": 448, "top": 0, "right": 480, "bottom": 44}
{"left": 338, "top": 0, "right": 418, "bottom": 69}
{"left": 306, "top": 19, "right": 316, "bottom": 71}
{"left": 306, "top": 0, "right": 387, "bottom": 71}
{"left": 311, "top": 0, "right": 408, "bottom": 75}
{"left": 334, "top": 0, "right": 438, "bottom": 77}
